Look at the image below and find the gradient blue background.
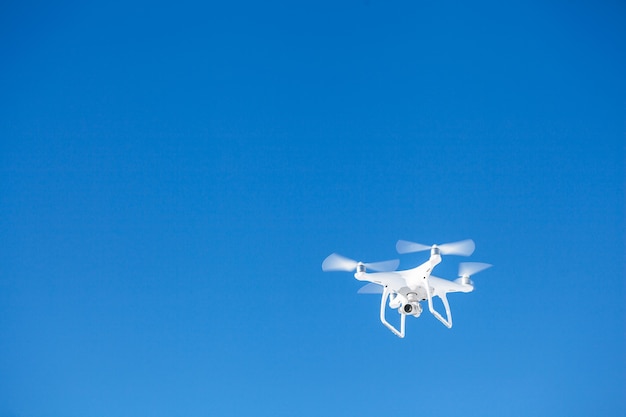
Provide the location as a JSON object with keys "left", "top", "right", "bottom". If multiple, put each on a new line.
{"left": 1, "top": 1, "right": 624, "bottom": 416}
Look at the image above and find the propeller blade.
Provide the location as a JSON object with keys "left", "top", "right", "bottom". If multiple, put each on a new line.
{"left": 357, "top": 283, "right": 384, "bottom": 294}
{"left": 397, "top": 239, "right": 475, "bottom": 256}
{"left": 364, "top": 259, "right": 399, "bottom": 272}
{"left": 322, "top": 253, "right": 399, "bottom": 272}
{"left": 458, "top": 262, "right": 492, "bottom": 277}
{"left": 396, "top": 240, "right": 431, "bottom": 254}
{"left": 322, "top": 253, "right": 358, "bottom": 271}
{"left": 438, "top": 239, "right": 475, "bottom": 256}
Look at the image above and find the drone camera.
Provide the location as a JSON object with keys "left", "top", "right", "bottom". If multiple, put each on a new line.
{"left": 400, "top": 301, "right": 422, "bottom": 317}
{"left": 399, "top": 293, "right": 423, "bottom": 316}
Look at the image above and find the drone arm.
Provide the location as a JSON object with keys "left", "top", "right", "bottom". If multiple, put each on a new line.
{"left": 424, "top": 282, "right": 453, "bottom": 328}
{"left": 379, "top": 286, "right": 405, "bottom": 338}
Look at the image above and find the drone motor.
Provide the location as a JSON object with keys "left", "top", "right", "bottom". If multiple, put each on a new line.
{"left": 457, "top": 275, "right": 472, "bottom": 285}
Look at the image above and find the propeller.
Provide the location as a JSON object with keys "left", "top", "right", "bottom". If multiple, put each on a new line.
{"left": 321, "top": 253, "right": 399, "bottom": 272}
{"left": 458, "top": 262, "right": 492, "bottom": 277}
{"left": 357, "top": 282, "right": 384, "bottom": 294}
{"left": 395, "top": 240, "right": 431, "bottom": 254}
{"left": 455, "top": 262, "right": 492, "bottom": 285}
{"left": 396, "top": 239, "right": 475, "bottom": 256}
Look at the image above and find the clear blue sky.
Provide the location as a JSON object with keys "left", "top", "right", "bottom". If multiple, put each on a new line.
{"left": 1, "top": 1, "right": 624, "bottom": 416}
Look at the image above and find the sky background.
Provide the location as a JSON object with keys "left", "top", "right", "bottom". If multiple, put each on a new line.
{"left": 1, "top": 1, "right": 624, "bottom": 416}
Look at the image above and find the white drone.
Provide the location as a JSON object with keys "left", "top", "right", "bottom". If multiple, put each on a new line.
{"left": 322, "top": 239, "right": 491, "bottom": 338}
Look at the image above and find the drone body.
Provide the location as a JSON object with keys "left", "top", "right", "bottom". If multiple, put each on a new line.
{"left": 322, "top": 239, "right": 491, "bottom": 338}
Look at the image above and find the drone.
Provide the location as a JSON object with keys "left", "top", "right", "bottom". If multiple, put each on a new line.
{"left": 322, "top": 239, "right": 491, "bottom": 338}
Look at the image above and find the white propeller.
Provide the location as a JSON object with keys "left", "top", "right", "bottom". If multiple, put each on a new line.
{"left": 458, "top": 262, "right": 492, "bottom": 277}
{"left": 396, "top": 239, "right": 475, "bottom": 256}
{"left": 357, "top": 282, "right": 384, "bottom": 294}
{"left": 321, "top": 253, "right": 399, "bottom": 272}
{"left": 395, "top": 240, "right": 431, "bottom": 254}
{"left": 455, "top": 262, "right": 492, "bottom": 286}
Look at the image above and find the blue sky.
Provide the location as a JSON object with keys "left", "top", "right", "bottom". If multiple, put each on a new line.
{"left": 1, "top": 1, "right": 624, "bottom": 416}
